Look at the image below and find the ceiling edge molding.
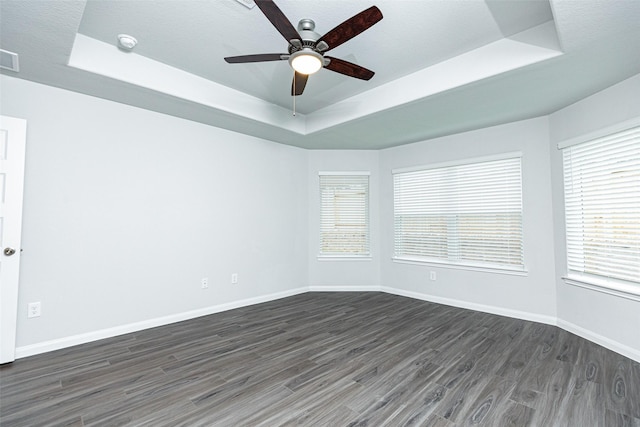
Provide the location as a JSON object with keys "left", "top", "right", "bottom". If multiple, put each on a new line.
{"left": 305, "top": 22, "right": 563, "bottom": 135}
{"left": 68, "top": 34, "right": 307, "bottom": 134}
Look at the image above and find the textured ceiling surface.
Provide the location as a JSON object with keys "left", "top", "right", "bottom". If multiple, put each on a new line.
{"left": 1, "top": 0, "right": 640, "bottom": 149}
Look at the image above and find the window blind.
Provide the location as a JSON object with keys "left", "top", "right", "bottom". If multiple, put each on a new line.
{"left": 393, "top": 156, "right": 524, "bottom": 270}
{"left": 319, "top": 173, "right": 370, "bottom": 257}
{"left": 562, "top": 125, "right": 640, "bottom": 284}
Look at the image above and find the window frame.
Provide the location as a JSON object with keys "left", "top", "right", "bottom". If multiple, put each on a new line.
{"left": 318, "top": 171, "right": 371, "bottom": 260}
{"left": 392, "top": 153, "right": 526, "bottom": 275}
{"left": 559, "top": 119, "right": 640, "bottom": 300}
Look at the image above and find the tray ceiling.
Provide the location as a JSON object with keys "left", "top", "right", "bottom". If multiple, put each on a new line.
{"left": 1, "top": 0, "right": 639, "bottom": 149}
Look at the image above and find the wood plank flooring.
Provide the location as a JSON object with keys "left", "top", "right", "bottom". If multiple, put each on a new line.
{"left": 1, "top": 292, "right": 639, "bottom": 426}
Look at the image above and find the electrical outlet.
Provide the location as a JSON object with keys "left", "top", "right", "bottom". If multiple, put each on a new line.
{"left": 430, "top": 271, "right": 437, "bottom": 281}
{"left": 28, "top": 302, "right": 41, "bottom": 318}
{"left": 231, "top": 273, "right": 238, "bottom": 284}
{"left": 201, "top": 277, "right": 209, "bottom": 289}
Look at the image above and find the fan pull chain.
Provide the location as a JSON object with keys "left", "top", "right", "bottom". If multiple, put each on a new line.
{"left": 293, "top": 73, "right": 296, "bottom": 116}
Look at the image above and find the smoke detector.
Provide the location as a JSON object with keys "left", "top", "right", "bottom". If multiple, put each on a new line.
{"left": 117, "top": 34, "right": 138, "bottom": 50}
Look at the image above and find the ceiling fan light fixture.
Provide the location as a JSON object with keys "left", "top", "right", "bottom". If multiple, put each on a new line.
{"left": 289, "top": 50, "right": 323, "bottom": 75}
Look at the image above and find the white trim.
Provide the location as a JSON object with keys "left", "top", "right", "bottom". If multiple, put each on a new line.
{"left": 560, "top": 127, "right": 640, "bottom": 285}
{"left": 392, "top": 257, "right": 528, "bottom": 276}
{"left": 309, "top": 285, "right": 383, "bottom": 292}
{"left": 318, "top": 171, "right": 370, "bottom": 176}
{"left": 317, "top": 255, "right": 372, "bottom": 261}
{"left": 14, "top": 287, "right": 308, "bottom": 360}
{"left": 319, "top": 173, "right": 370, "bottom": 257}
{"left": 0, "top": 115, "right": 27, "bottom": 364}
{"left": 14, "top": 286, "right": 640, "bottom": 365}
{"left": 556, "top": 116, "right": 640, "bottom": 149}
{"left": 380, "top": 286, "right": 556, "bottom": 325}
{"left": 562, "top": 276, "right": 640, "bottom": 302}
{"left": 383, "top": 286, "right": 639, "bottom": 363}
{"left": 392, "top": 151, "right": 522, "bottom": 174}
{"left": 557, "top": 319, "right": 640, "bottom": 363}
{"left": 392, "top": 155, "right": 524, "bottom": 271}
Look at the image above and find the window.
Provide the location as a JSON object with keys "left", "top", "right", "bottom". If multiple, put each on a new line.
{"left": 393, "top": 154, "right": 524, "bottom": 272}
{"left": 319, "top": 173, "right": 370, "bottom": 258}
{"left": 562, "top": 125, "right": 640, "bottom": 287}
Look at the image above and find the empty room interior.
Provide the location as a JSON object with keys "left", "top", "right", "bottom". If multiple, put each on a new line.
{"left": 1, "top": 0, "right": 639, "bottom": 425}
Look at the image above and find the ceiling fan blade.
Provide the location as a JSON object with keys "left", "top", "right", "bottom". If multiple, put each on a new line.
{"left": 317, "top": 6, "right": 383, "bottom": 52}
{"left": 224, "top": 54, "right": 287, "bottom": 63}
{"left": 291, "top": 72, "right": 309, "bottom": 96}
{"left": 324, "top": 57, "right": 374, "bottom": 80}
{"left": 255, "top": 0, "right": 301, "bottom": 44}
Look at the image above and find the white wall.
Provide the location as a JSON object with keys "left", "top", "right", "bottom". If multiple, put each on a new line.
{"left": 0, "top": 76, "right": 309, "bottom": 355}
{"left": 2, "top": 71, "right": 639, "bottom": 362}
{"left": 307, "top": 150, "right": 380, "bottom": 289}
{"left": 379, "top": 117, "right": 558, "bottom": 322}
{"left": 549, "top": 73, "right": 640, "bottom": 359}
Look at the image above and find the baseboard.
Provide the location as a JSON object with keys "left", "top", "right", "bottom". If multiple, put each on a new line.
{"left": 14, "top": 287, "right": 308, "bottom": 360}
{"left": 308, "top": 285, "right": 383, "bottom": 292}
{"left": 381, "top": 286, "right": 640, "bottom": 363}
{"left": 381, "top": 286, "right": 557, "bottom": 326}
{"left": 556, "top": 319, "right": 640, "bottom": 363}
{"left": 14, "top": 285, "right": 640, "bottom": 364}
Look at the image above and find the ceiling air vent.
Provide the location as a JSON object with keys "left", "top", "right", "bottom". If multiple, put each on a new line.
{"left": 0, "top": 49, "right": 19, "bottom": 72}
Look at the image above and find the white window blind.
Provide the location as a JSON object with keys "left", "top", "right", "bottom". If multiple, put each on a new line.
{"left": 393, "top": 155, "right": 524, "bottom": 271}
{"left": 319, "top": 173, "right": 370, "bottom": 257}
{"left": 562, "top": 125, "right": 640, "bottom": 285}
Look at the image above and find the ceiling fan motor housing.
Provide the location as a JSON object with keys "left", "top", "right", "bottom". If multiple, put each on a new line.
{"left": 288, "top": 19, "right": 325, "bottom": 53}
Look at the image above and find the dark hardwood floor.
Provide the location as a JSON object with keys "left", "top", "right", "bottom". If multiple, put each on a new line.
{"left": 1, "top": 292, "right": 639, "bottom": 426}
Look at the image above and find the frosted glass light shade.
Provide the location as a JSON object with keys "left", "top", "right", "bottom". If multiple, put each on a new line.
{"left": 290, "top": 51, "right": 322, "bottom": 75}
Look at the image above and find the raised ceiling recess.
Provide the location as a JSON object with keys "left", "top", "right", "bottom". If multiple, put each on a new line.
{"left": 1, "top": 1, "right": 639, "bottom": 149}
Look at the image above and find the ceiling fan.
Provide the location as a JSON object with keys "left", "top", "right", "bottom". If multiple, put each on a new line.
{"left": 224, "top": 0, "right": 383, "bottom": 96}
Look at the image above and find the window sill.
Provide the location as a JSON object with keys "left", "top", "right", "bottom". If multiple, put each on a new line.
{"left": 562, "top": 275, "right": 640, "bottom": 302}
{"left": 392, "top": 257, "right": 528, "bottom": 276}
{"left": 317, "top": 255, "right": 372, "bottom": 261}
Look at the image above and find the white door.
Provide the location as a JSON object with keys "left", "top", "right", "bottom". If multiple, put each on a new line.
{"left": 0, "top": 116, "right": 27, "bottom": 364}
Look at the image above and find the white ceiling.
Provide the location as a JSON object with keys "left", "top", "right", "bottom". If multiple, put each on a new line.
{"left": 1, "top": 0, "right": 639, "bottom": 149}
